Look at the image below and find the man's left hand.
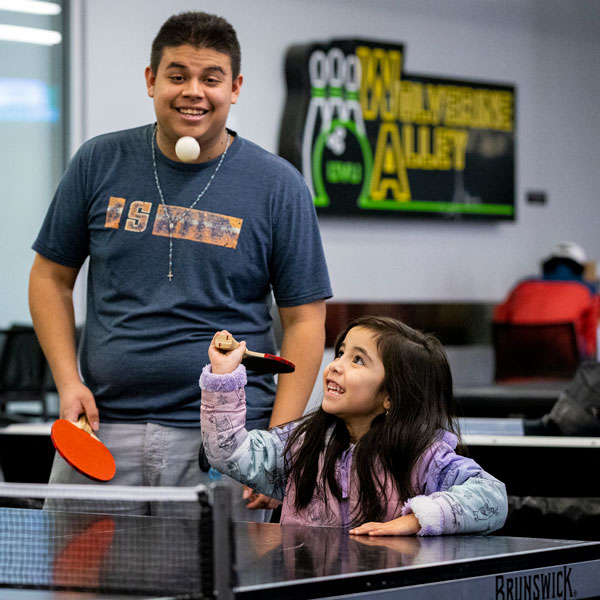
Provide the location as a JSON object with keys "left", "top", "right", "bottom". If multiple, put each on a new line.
{"left": 243, "top": 486, "right": 282, "bottom": 510}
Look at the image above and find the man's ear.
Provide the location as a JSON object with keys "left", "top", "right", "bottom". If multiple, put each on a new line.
{"left": 145, "top": 66, "right": 156, "bottom": 98}
{"left": 230, "top": 74, "right": 243, "bottom": 104}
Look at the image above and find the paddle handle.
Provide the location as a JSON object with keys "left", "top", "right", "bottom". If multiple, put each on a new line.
{"left": 76, "top": 415, "right": 101, "bottom": 442}
{"left": 214, "top": 334, "right": 264, "bottom": 359}
{"left": 215, "top": 333, "right": 240, "bottom": 351}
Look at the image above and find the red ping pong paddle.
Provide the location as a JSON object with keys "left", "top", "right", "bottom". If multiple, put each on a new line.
{"left": 214, "top": 333, "right": 295, "bottom": 374}
{"left": 51, "top": 416, "right": 116, "bottom": 482}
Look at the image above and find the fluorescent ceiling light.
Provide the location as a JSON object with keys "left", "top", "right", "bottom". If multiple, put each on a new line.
{"left": 0, "top": 23, "right": 61, "bottom": 44}
{"left": 0, "top": 0, "right": 61, "bottom": 15}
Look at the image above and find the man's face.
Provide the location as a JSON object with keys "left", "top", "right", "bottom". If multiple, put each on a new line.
{"left": 145, "top": 44, "right": 242, "bottom": 162}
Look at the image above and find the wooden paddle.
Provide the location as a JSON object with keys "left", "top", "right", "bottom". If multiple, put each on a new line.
{"left": 214, "top": 333, "right": 295, "bottom": 374}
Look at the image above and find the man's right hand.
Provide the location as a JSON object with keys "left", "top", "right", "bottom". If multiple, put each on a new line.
{"left": 59, "top": 381, "right": 99, "bottom": 431}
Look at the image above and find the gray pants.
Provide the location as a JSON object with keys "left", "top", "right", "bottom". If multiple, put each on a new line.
{"left": 47, "top": 421, "right": 271, "bottom": 522}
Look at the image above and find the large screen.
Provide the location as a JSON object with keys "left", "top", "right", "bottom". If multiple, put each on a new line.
{"left": 279, "top": 39, "right": 516, "bottom": 221}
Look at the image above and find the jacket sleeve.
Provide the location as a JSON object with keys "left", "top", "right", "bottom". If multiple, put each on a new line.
{"left": 402, "top": 432, "right": 508, "bottom": 535}
{"left": 199, "top": 364, "right": 288, "bottom": 500}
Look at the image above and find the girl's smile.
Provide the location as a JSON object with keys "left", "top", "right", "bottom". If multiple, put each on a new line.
{"left": 325, "top": 380, "right": 344, "bottom": 395}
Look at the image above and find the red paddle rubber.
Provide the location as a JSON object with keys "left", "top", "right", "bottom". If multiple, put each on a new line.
{"left": 51, "top": 417, "right": 116, "bottom": 482}
{"left": 241, "top": 353, "right": 295, "bottom": 374}
{"left": 214, "top": 333, "right": 296, "bottom": 374}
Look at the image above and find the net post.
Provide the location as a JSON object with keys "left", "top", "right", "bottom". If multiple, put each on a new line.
{"left": 211, "top": 481, "right": 235, "bottom": 600}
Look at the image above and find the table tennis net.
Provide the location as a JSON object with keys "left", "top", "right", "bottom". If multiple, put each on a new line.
{"left": 0, "top": 482, "right": 231, "bottom": 599}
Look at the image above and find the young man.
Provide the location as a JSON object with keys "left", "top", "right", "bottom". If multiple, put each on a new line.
{"left": 29, "top": 11, "right": 331, "bottom": 517}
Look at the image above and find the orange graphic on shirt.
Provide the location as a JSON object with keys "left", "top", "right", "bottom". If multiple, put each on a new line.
{"left": 103, "top": 197, "right": 243, "bottom": 249}
{"left": 105, "top": 197, "right": 126, "bottom": 228}
{"left": 153, "top": 205, "right": 243, "bottom": 249}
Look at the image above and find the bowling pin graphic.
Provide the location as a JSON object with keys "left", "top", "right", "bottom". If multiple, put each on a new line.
{"left": 302, "top": 49, "right": 330, "bottom": 199}
{"left": 343, "top": 53, "right": 366, "bottom": 138}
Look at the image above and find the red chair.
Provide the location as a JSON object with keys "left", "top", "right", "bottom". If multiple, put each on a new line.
{"left": 492, "top": 280, "right": 599, "bottom": 381}
{"left": 493, "top": 321, "right": 581, "bottom": 381}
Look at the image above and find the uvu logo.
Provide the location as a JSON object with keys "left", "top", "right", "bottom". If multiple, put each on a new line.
{"left": 495, "top": 566, "right": 575, "bottom": 600}
{"left": 302, "top": 47, "right": 372, "bottom": 207}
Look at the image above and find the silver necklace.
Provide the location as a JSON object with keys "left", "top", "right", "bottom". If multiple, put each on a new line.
{"left": 151, "top": 125, "right": 231, "bottom": 281}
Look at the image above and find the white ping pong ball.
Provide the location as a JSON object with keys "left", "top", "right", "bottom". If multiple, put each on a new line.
{"left": 175, "top": 136, "right": 201, "bottom": 162}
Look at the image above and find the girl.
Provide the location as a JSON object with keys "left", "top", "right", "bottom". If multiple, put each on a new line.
{"left": 200, "top": 316, "right": 507, "bottom": 535}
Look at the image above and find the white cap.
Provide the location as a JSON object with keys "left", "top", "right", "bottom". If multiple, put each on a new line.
{"left": 548, "top": 241, "right": 587, "bottom": 266}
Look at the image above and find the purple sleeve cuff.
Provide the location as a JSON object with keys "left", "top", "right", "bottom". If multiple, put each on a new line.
{"left": 199, "top": 364, "right": 247, "bottom": 392}
{"left": 402, "top": 495, "right": 445, "bottom": 536}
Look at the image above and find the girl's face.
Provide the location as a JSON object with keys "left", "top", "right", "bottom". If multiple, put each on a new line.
{"left": 322, "top": 326, "right": 390, "bottom": 442}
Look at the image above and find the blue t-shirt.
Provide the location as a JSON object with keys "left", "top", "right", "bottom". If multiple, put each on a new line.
{"left": 33, "top": 124, "right": 332, "bottom": 428}
{"left": 542, "top": 264, "right": 597, "bottom": 294}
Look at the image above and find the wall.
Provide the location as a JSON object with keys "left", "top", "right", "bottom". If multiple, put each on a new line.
{"left": 75, "top": 0, "right": 600, "bottom": 304}
{"left": 0, "top": 7, "right": 65, "bottom": 328}
{"left": 6, "top": 0, "right": 597, "bottom": 331}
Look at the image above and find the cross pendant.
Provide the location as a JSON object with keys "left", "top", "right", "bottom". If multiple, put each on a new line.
{"left": 167, "top": 271, "right": 173, "bottom": 281}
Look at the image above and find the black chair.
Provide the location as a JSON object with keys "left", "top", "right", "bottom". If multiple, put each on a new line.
{"left": 492, "top": 321, "right": 582, "bottom": 382}
{"left": 0, "top": 325, "right": 51, "bottom": 422}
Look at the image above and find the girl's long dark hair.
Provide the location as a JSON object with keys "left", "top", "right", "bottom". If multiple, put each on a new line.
{"left": 284, "top": 315, "right": 460, "bottom": 526}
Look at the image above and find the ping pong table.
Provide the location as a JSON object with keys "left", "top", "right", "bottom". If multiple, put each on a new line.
{"left": 1, "top": 483, "right": 599, "bottom": 600}
{"left": 454, "top": 381, "right": 565, "bottom": 419}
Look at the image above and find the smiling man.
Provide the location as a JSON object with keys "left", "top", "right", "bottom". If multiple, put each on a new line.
{"left": 146, "top": 48, "right": 241, "bottom": 162}
{"left": 29, "top": 11, "right": 331, "bottom": 520}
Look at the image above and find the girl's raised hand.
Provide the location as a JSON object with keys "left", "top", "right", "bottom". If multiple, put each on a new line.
{"left": 349, "top": 514, "right": 421, "bottom": 536}
{"left": 209, "top": 330, "right": 247, "bottom": 374}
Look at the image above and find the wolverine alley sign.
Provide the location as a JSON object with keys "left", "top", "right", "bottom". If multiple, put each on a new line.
{"left": 278, "top": 39, "right": 516, "bottom": 220}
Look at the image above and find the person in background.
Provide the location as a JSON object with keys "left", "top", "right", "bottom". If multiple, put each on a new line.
{"left": 201, "top": 316, "right": 507, "bottom": 534}
{"left": 524, "top": 361, "right": 600, "bottom": 436}
{"left": 494, "top": 241, "right": 599, "bottom": 362}
{"left": 28, "top": 11, "right": 331, "bottom": 519}
{"left": 541, "top": 241, "right": 597, "bottom": 294}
